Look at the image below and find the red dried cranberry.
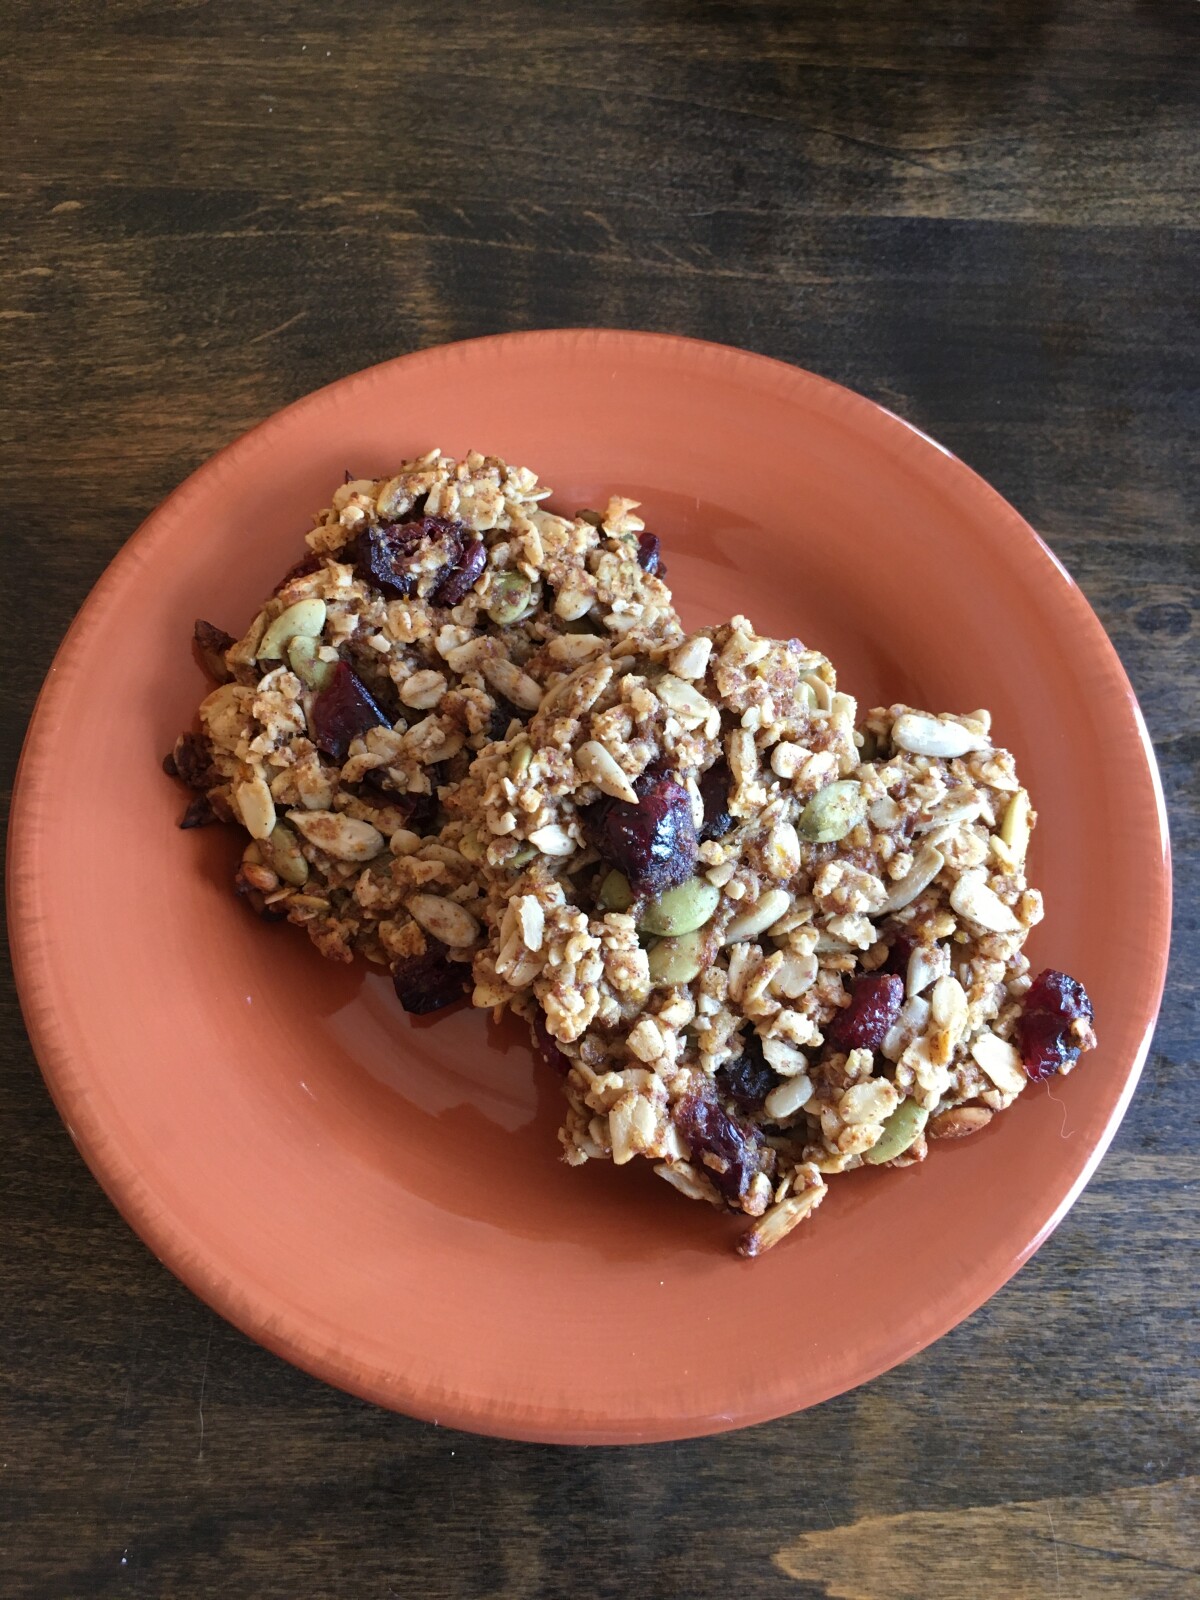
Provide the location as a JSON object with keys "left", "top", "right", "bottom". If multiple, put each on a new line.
{"left": 636, "top": 529, "right": 664, "bottom": 576}
{"left": 171, "top": 732, "right": 215, "bottom": 790}
{"left": 179, "top": 794, "right": 217, "bottom": 829}
{"left": 674, "top": 1087, "right": 771, "bottom": 1206}
{"left": 351, "top": 523, "right": 426, "bottom": 597}
{"left": 586, "top": 774, "right": 697, "bottom": 895}
{"left": 698, "top": 759, "right": 733, "bottom": 842}
{"left": 1017, "top": 968, "right": 1095, "bottom": 1081}
{"left": 432, "top": 536, "right": 486, "bottom": 607}
{"left": 309, "top": 661, "right": 389, "bottom": 761}
{"left": 352, "top": 516, "right": 469, "bottom": 600}
{"left": 275, "top": 550, "right": 324, "bottom": 589}
{"left": 880, "top": 933, "right": 917, "bottom": 978}
{"left": 532, "top": 1015, "right": 571, "bottom": 1076}
{"left": 826, "top": 973, "right": 904, "bottom": 1053}
{"left": 391, "top": 942, "right": 467, "bottom": 1015}
{"left": 717, "top": 1035, "right": 781, "bottom": 1111}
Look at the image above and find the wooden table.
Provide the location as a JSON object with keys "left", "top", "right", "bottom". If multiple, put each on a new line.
{"left": 3, "top": 4, "right": 1196, "bottom": 1595}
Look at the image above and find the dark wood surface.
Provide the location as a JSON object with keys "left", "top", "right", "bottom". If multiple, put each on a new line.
{"left": 2, "top": 3, "right": 1196, "bottom": 1595}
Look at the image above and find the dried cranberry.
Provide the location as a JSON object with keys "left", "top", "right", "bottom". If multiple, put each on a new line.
{"left": 275, "top": 550, "right": 324, "bottom": 589}
{"left": 351, "top": 523, "right": 426, "bottom": 597}
{"left": 532, "top": 1015, "right": 572, "bottom": 1076}
{"left": 698, "top": 759, "right": 733, "bottom": 841}
{"left": 352, "top": 516, "right": 468, "bottom": 600}
{"left": 880, "top": 933, "right": 917, "bottom": 978}
{"left": 179, "top": 794, "right": 217, "bottom": 829}
{"left": 193, "top": 618, "right": 235, "bottom": 681}
{"left": 432, "top": 536, "right": 486, "bottom": 607}
{"left": 826, "top": 973, "right": 904, "bottom": 1053}
{"left": 717, "top": 1035, "right": 781, "bottom": 1111}
{"left": 636, "top": 529, "right": 664, "bottom": 577}
{"left": 171, "top": 732, "right": 215, "bottom": 790}
{"left": 308, "top": 661, "right": 389, "bottom": 761}
{"left": 585, "top": 774, "right": 697, "bottom": 895}
{"left": 1017, "top": 968, "right": 1095, "bottom": 1081}
{"left": 674, "top": 1087, "right": 772, "bottom": 1206}
{"left": 391, "top": 941, "right": 466, "bottom": 1015}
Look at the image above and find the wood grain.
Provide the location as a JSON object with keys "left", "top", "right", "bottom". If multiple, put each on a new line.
{"left": 1, "top": 2, "right": 1196, "bottom": 1596}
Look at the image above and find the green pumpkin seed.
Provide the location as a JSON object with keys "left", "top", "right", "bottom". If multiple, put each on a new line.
{"left": 1000, "top": 788, "right": 1032, "bottom": 866}
{"left": 259, "top": 597, "right": 326, "bottom": 660}
{"left": 798, "top": 779, "right": 866, "bottom": 843}
{"left": 647, "top": 924, "right": 710, "bottom": 986}
{"left": 507, "top": 843, "right": 538, "bottom": 868}
{"left": 262, "top": 822, "right": 310, "bottom": 887}
{"left": 487, "top": 572, "right": 534, "bottom": 626}
{"left": 638, "top": 876, "right": 721, "bottom": 936}
{"left": 510, "top": 740, "right": 532, "bottom": 778}
{"left": 863, "top": 1099, "right": 930, "bottom": 1165}
{"left": 597, "top": 870, "right": 634, "bottom": 912}
{"left": 286, "top": 634, "right": 335, "bottom": 690}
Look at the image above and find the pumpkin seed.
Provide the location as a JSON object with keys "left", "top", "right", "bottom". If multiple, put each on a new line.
{"left": 797, "top": 780, "right": 866, "bottom": 842}
{"left": 262, "top": 822, "right": 309, "bottom": 886}
{"left": 258, "top": 598, "right": 326, "bottom": 660}
{"left": 638, "top": 876, "right": 721, "bottom": 936}
{"left": 1000, "top": 788, "right": 1032, "bottom": 867}
{"left": 487, "top": 572, "right": 534, "bottom": 626}
{"left": 597, "top": 870, "right": 634, "bottom": 912}
{"left": 286, "top": 634, "right": 335, "bottom": 690}
{"left": 647, "top": 924, "right": 710, "bottom": 986}
{"left": 863, "top": 1099, "right": 929, "bottom": 1165}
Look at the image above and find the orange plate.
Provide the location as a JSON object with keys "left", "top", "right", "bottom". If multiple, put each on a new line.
{"left": 9, "top": 331, "right": 1171, "bottom": 1443}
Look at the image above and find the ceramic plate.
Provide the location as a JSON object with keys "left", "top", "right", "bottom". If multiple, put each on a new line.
{"left": 9, "top": 331, "right": 1170, "bottom": 1443}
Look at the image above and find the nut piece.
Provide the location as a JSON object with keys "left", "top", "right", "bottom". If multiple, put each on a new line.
{"left": 949, "top": 869, "right": 1021, "bottom": 933}
{"left": 798, "top": 781, "right": 866, "bottom": 843}
{"left": 647, "top": 925, "right": 709, "bottom": 987}
{"left": 892, "top": 711, "right": 989, "bottom": 758}
{"left": 482, "top": 657, "right": 543, "bottom": 711}
{"left": 576, "top": 740, "right": 638, "bottom": 804}
{"left": 407, "top": 893, "right": 480, "bottom": 949}
{"left": 763, "top": 1073, "right": 814, "bottom": 1121}
{"left": 638, "top": 877, "right": 721, "bottom": 937}
{"left": 863, "top": 1099, "right": 930, "bottom": 1165}
{"left": 738, "top": 1184, "right": 826, "bottom": 1257}
{"left": 668, "top": 636, "right": 713, "bottom": 680}
{"left": 235, "top": 775, "right": 277, "bottom": 841}
{"left": 528, "top": 823, "right": 575, "bottom": 856}
{"left": 878, "top": 845, "right": 944, "bottom": 914}
{"left": 258, "top": 598, "right": 327, "bottom": 660}
{"left": 970, "top": 1031, "right": 1027, "bottom": 1094}
{"left": 262, "top": 822, "right": 309, "bottom": 886}
{"left": 928, "top": 1106, "right": 994, "bottom": 1139}
{"left": 723, "top": 888, "right": 791, "bottom": 945}
{"left": 286, "top": 809, "right": 385, "bottom": 861}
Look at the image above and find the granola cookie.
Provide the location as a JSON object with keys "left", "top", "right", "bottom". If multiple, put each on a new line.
{"left": 450, "top": 618, "right": 1095, "bottom": 1254}
{"left": 167, "top": 450, "right": 681, "bottom": 1002}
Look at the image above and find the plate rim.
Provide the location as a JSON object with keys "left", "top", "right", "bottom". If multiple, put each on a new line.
{"left": 8, "top": 328, "right": 1173, "bottom": 1443}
